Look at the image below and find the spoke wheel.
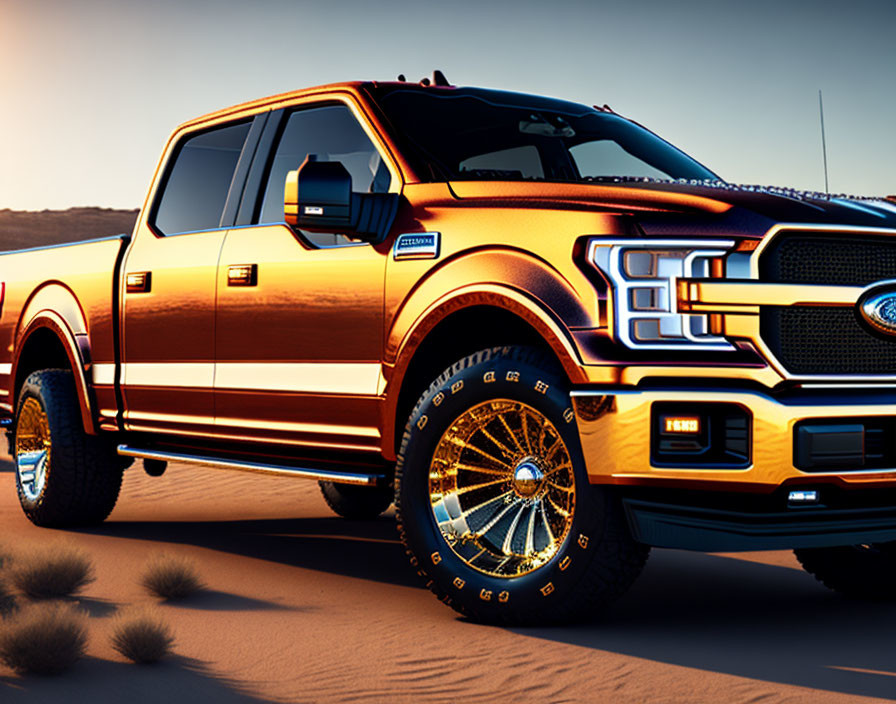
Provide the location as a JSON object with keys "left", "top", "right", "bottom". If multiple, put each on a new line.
{"left": 13, "top": 369, "right": 123, "bottom": 526}
{"left": 15, "top": 397, "right": 52, "bottom": 502}
{"left": 430, "top": 399, "right": 574, "bottom": 578}
{"left": 395, "top": 346, "right": 649, "bottom": 625}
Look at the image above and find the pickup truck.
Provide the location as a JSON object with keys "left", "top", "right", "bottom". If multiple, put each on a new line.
{"left": 4, "top": 72, "right": 896, "bottom": 624}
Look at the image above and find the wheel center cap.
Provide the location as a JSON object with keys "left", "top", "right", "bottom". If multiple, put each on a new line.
{"left": 513, "top": 458, "right": 545, "bottom": 498}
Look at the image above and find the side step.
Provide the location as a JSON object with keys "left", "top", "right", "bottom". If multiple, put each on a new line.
{"left": 117, "top": 445, "right": 383, "bottom": 486}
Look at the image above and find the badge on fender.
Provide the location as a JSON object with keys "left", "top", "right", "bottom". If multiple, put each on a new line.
{"left": 393, "top": 232, "right": 440, "bottom": 260}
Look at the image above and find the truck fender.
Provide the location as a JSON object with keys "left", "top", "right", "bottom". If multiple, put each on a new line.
{"left": 11, "top": 284, "right": 97, "bottom": 435}
{"left": 382, "top": 282, "right": 589, "bottom": 459}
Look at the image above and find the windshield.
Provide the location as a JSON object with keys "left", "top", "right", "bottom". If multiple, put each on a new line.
{"left": 374, "top": 88, "right": 719, "bottom": 183}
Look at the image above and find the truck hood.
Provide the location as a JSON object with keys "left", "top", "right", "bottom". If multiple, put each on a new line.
{"left": 448, "top": 180, "right": 896, "bottom": 237}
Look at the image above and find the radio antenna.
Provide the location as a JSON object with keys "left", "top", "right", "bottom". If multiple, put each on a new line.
{"left": 818, "top": 89, "right": 830, "bottom": 194}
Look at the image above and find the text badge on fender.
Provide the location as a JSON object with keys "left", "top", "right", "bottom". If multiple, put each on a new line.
{"left": 859, "top": 285, "right": 896, "bottom": 335}
{"left": 394, "top": 232, "right": 441, "bottom": 260}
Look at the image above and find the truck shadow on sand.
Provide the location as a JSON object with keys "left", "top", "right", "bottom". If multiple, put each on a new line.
{"left": 523, "top": 549, "right": 896, "bottom": 701}
{"left": 79, "top": 516, "right": 896, "bottom": 700}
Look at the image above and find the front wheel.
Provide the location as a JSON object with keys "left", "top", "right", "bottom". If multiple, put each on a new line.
{"left": 395, "top": 346, "right": 648, "bottom": 624}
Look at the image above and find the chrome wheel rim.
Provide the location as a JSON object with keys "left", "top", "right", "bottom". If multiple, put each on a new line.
{"left": 15, "top": 397, "right": 51, "bottom": 502}
{"left": 429, "top": 399, "right": 575, "bottom": 578}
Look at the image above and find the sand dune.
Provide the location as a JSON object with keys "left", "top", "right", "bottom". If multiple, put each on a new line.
{"left": 2, "top": 454, "right": 896, "bottom": 703}
{"left": 0, "top": 208, "right": 138, "bottom": 251}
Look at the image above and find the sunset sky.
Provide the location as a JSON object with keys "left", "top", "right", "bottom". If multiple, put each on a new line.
{"left": 1, "top": 0, "right": 894, "bottom": 211}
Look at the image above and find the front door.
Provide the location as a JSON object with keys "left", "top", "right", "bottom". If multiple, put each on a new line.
{"left": 213, "top": 102, "right": 397, "bottom": 453}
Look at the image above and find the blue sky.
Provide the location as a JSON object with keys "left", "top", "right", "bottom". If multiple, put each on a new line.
{"left": 1, "top": 0, "right": 894, "bottom": 210}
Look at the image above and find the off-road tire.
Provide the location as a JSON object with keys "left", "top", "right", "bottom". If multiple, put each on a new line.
{"left": 794, "top": 544, "right": 896, "bottom": 599}
{"left": 13, "top": 369, "right": 123, "bottom": 527}
{"left": 319, "top": 480, "right": 393, "bottom": 519}
{"left": 395, "top": 346, "right": 649, "bottom": 625}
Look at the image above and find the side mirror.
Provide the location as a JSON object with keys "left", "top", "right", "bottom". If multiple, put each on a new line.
{"left": 284, "top": 156, "right": 400, "bottom": 245}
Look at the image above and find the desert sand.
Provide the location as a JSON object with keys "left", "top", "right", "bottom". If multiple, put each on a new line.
{"left": 1, "top": 453, "right": 895, "bottom": 703}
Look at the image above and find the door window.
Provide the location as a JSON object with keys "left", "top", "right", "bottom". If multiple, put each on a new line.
{"left": 257, "top": 104, "right": 392, "bottom": 231}
{"left": 152, "top": 121, "right": 252, "bottom": 236}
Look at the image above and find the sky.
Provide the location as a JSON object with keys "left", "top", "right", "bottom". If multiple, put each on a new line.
{"left": 1, "top": 0, "right": 894, "bottom": 211}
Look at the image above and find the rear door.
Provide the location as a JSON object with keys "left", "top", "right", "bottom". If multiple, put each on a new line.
{"left": 213, "top": 99, "right": 399, "bottom": 453}
{"left": 121, "top": 116, "right": 264, "bottom": 436}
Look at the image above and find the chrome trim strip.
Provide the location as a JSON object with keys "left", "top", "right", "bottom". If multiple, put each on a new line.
{"left": 116, "top": 445, "right": 382, "bottom": 486}
{"left": 118, "top": 361, "right": 381, "bottom": 395}
{"left": 214, "top": 415, "right": 380, "bottom": 438}
{"left": 92, "top": 363, "right": 116, "bottom": 385}
{"left": 214, "top": 362, "right": 380, "bottom": 395}
{"left": 123, "top": 362, "right": 215, "bottom": 388}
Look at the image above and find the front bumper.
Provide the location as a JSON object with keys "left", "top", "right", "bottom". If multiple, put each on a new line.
{"left": 573, "top": 385, "right": 896, "bottom": 550}
{"left": 573, "top": 386, "right": 896, "bottom": 489}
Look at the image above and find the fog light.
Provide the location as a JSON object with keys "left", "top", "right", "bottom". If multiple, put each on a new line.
{"left": 663, "top": 416, "right": 701, "bottom": 434}
{"left": 788, "top": 490, "right": 819, "bottom": 504}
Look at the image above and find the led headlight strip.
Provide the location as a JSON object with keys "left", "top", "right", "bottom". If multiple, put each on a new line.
{"left": 588, "top": 238, "right": 736, "bottom": 351}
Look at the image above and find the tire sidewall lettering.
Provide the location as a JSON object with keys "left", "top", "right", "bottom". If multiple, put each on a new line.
{"left": 399, "top": 350, "right": 604, "bottom": 615}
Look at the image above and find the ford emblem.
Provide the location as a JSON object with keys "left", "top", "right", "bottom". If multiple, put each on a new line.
{"left": 859, "top": 286, "right": 896, "bottom": 335}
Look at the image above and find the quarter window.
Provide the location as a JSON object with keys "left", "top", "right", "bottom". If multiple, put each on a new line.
{"left": 153, "top": 121, "right": 251, "bottom": 235}
{"left": 257, "top": 104, "right": 392, "bottom": 226}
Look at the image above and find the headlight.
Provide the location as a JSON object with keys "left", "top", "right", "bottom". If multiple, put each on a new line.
{"left": 588, "top": 238, "right": 736, "bottom": 351}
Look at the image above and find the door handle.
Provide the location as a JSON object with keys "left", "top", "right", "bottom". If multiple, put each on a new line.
{"left": 227, "top": 264, "right": 258, "bottom": 287}
{"left": 126, "top": 271, "right": 151, "bottom": 293}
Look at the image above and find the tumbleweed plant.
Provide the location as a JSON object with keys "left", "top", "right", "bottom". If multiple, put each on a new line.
{"left": 8, "top": 543, "right": 95, "bottom": 599}
{"left": 111, "top": 609, "right": 175, "bottom": 664}
{"left": 0, "top": 602, "right": 87, "bottom": 674}
{"left": 141, "top": 554, "right": 204, "bottom": 600}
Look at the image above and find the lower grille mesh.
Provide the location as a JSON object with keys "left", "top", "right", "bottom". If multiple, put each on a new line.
{"left": 761, "top": 307, "right": 896, "bottom": 375}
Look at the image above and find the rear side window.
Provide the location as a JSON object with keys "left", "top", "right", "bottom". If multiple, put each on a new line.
{"left": 257, "top": 104, "right": 391, "bottom": 226}
{"left": 153, "top": 121, "right": 251, "bottom": 235}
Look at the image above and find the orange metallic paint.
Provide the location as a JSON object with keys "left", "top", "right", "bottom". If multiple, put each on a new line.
{"left": 1, "top": 80, "right": 888, "bottom": 498}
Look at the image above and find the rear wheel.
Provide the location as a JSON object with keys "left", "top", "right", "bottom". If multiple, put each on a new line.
{"left": 395, "top": 346, "right": 649, "bottom": 624}
{"left": 14, "top": 370, "right": 123, "bottom": 527}
{"left": 319, "top": 480, "right": 393, "bottom": 519}
{"left": 794, "top": 543, "right": 896, "bottom": 598}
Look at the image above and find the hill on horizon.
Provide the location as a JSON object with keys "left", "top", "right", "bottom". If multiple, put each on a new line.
{"left": 0, "top": 207, "right": 139, "bottom": 251}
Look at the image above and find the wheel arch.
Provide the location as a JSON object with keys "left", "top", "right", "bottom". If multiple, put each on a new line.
{"left": 383, "top": 286, "right": 586, "bottom": 459}
{"left": 11, "top": 286, "right": 97, "bottom": 435}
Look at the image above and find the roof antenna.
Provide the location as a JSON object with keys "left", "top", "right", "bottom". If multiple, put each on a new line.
{"left": 819, "top": 89, "right": 830, "bottom": 195}
{"left": 397, "top": 74, "right": 406, "bottom": 82}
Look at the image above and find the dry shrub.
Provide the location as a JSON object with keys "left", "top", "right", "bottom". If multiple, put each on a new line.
{"left": 0, "top": 579, "right": 16, "bottom": 615}
{"left": 7, "top": 543, "right": 94, "bottom": 599}
{"left": 0, "top": 602, "right": 87, "bottom": 674}
{"left": 141, "top": 554, "right": 203, "bottom": 600}
{"left": 111, "top": 609, "right": 174, "bottom": 664}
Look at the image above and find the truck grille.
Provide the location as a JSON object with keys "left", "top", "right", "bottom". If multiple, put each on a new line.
{"left": 760, "top": 232, "right": 896, "bottom": 286}
{"left": 759, "top": 231, "right": 896, "bottom": 376}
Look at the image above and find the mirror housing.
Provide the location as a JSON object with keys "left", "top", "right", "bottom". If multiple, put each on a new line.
{"left": 284, "top": 156, "right": 400, "bottom": 245}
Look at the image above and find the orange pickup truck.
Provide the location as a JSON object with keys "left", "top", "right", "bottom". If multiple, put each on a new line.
{"left": 4, "top": 73, "right": 896, "bottom": 623}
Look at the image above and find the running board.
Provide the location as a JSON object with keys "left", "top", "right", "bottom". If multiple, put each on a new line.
{"left": 116, "top": 445, "right": 383, "bottom": 486}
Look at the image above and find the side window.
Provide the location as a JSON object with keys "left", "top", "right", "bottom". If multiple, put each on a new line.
{"left": 257, "top": 104, "right": 392, "bottom": 229}
{"left": 153, "top": 121, "right": 252, "bottom": 236}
